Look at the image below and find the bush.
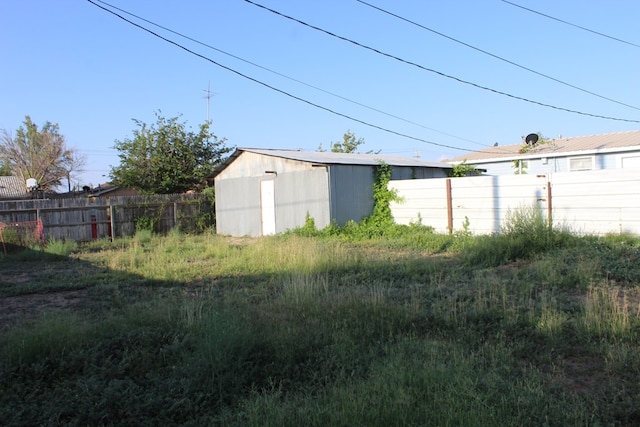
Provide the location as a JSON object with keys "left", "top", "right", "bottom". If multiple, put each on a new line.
{"left": 461, "top": 205, "right": 577, "bottom": 267}
{"left": 45, "top": 239, "right": 77, "bottom": 256}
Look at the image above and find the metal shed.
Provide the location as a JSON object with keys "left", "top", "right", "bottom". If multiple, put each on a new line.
{"left": 212, "top": 148, "right": 452, "bottom": 236}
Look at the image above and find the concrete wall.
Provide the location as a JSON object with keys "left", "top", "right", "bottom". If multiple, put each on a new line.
{"left": 390, "top": 169, "right": 640, "bottom": 236}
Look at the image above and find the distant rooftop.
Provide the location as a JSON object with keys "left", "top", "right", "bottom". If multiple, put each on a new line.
{"left": 0, "top": 176, "right": 28, "bottom": 199}
{"left": 448, "top": 130, "right": 640, "bottom": 163}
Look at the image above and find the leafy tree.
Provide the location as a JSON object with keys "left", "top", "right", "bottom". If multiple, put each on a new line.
{"left": 110, "top": 112, "right": 232, "bottom": 194}
{"left": 318, "top": 130, "right": 376, "bottom": 153}
{"left": 0, "top": 158, "right": 11, "bottom": 175}
{"left": 449, "top": 160, "right": 480, "bottom": 177}
{"left": 331, "top": 130, "right": 364, "bottom": 153}
{"left": 0, "top": 116, "right": 84, "bottom": 191}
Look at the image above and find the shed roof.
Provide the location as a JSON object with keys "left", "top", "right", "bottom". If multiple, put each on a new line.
{"left": 212, "top": 148, "right": 452, "bottom": 178}
{"left": 0, "top": 176, "right": 28, "bottom": 199}
{"left": 448, "top": 130, "right": 640, "bottom": 163}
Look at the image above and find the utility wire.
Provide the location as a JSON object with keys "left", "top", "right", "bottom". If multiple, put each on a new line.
{"left": 86, "top": 0, "right": 483, "bottom": 153}
{"left": 243, "top": 0, "right": 639, "bottom": 124}
{"left": 501, "top": 0, "right": 640, "bottom": 49}
{"left": 93, "top": 0, "right": 485, "bottom": 147}
{"left": 356, "top": 0, "right": 640, "bottom": 111}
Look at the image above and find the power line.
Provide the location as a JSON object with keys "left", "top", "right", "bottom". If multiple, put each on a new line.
{"left": 92, "top": 0, "right": 486, "bottom": 147}
{"left": 243, "top": 0, "right": 639, "bottom": 124}
{"left": 356, "top": 0, "right": 640, "bottom": 111}
{"left": 86, "top": 0, "right": 484, "bottom": 153}
{"left": 501, "top": 0, "right": 640, "bottom": 49}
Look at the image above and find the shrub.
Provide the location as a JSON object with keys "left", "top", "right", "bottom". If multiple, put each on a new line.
{"left": 461, "top": 205, "right": 575, "bottom": 267}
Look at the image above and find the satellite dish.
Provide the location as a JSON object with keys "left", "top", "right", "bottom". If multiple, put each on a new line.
{"left": 26, "top": 178, "right": 38, "bottom": 190}
{"left": 525, "top": 133, "right": 539, "bottom": 146}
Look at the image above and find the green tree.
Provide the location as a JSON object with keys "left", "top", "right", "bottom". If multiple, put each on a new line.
{"left": 331, "top": 130, "right": 364, "bottom": 153}
{"left": 448, "top": 160, "right": 480, "bottom": 177}
{"left": 0, "top": 158, "right": 11, "bottom": 175}
{"left": 0, "top": 116, "right": 84, "bottom": 191}
{"left": 318, "top": 130, "right": 374, "bottom": 153}
{"left": 110, "top": 112, "right": 232, "bottom": 194}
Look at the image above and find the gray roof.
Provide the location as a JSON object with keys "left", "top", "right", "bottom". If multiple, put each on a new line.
{"left": 212, "top": 148, "right": 452, "bottom": 177}
{"left": 0, "top": 176, "right": 28, "bottom": 199}
{"left": 448, "top": 130, "right": 640, "bottom": 163}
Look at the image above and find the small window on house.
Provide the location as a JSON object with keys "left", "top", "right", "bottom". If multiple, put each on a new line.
{"left": 621, "top": 156, "right": 640, "bottom": 168}
{"left": 568, "top": 156, "right": 593, "bottom": 171}
{"left": 514, "top": 159, "right": 529, "bottom": 174}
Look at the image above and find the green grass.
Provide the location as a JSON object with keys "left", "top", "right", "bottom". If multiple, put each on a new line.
{"left": 1, "top": 222, "right": 640, "bottom": 425}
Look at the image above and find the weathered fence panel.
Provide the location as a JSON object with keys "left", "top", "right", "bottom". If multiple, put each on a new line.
{"left": 0, "top": 194, "right": 213, "bottom": 242}
{"left": 390, "top": 169, "right": 640, "bottom": 236}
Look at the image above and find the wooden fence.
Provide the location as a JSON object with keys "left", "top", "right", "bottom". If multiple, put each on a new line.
{"left": 0, "top": 194, "right": 213, "bottom": 242}
{"left": 389, "top": 169, "right": 640, "bottom": 236}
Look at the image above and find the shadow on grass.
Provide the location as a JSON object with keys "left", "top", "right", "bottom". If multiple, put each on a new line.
{"left": 1, "top": 235, "right": 639, "bottom": 426}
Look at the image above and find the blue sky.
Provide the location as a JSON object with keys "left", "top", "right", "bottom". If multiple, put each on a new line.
{"left": 2, "top": 0, "right": 639, "bottom": 189}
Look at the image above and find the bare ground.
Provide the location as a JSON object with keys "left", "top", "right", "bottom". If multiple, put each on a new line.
{"left": 0, "top": 288, "right": 90, "bottom": 332}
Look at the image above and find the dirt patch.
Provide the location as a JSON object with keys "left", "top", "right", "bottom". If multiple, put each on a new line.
{"left": 0, "top": 289, "right": 90, "bottom": 331}
{"left": 560, "top": 354, "right": 611, "bottom": 394}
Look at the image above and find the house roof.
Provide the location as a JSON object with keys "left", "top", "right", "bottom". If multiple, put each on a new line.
{"left": 0, "top": 176, "right": 28, "bottom": 199}
{"left": 447, "top": 130, "right": 640, "bottom": 163}
{"left": 212, "top": 148, "right": 452, "bottom": 178}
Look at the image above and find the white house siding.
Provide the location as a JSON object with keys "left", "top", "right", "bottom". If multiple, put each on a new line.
{"left": 466, "top": 150, "right": 640, "bottom": 176}
{"left": 390, "top": 169, "right": 640, "bottom": 236}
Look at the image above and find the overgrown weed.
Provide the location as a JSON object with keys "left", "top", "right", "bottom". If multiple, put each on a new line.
{"left": 2, "top": 213, "right": 640, "bottom": 425}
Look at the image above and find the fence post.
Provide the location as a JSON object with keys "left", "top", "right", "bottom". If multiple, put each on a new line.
{"left": 174, "top": 202, "right": 179, "bottom": 230}
{"left": 110, "top": 204, "right": 116, "bottom": 242}
{"left": 547, "top": 179, "right": 552, "bottom": 230}
{"left": 446, "top": 178, "right": 453, "bottom": 235}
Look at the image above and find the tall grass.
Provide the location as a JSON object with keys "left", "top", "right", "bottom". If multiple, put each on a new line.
{"left": 580, "top": 284, "right": 635, "bottom": 339}
{"left": 1, "top": 220, "right": 640, "bottom": 425}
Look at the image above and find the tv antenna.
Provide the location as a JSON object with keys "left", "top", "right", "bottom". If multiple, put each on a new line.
{"left": 202, "top": 81, "right": 217, "bottom": 123}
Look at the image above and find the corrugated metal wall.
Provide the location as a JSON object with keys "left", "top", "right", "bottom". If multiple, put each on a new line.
{"left": 215, "top": 176, "right": 262, "bottom": 236}
{"left": 276, "top": 169, "right": 330, "bottom": 231}
{"left": 215, "top": 169, "right": 330, "bottom": 237}
{"left": 329, "top": 165, "right": 375, "bottom": 226}
{"left": 390, "top": 169, "right": 640, "bottom": 236}
{"left": 214, "top": 150, "right": 451, "bottom": 236}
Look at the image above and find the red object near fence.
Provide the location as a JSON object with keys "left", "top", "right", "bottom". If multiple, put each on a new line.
{"left": 0, "top": 219, "right": 45, "bottom": 254}
{"left": 91, "top": 214, "right": 98, "bottom": 239}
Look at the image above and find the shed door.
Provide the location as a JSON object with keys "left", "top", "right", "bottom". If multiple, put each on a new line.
{"left": 260, "top": 179, "right": 276, "bottom": 235}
